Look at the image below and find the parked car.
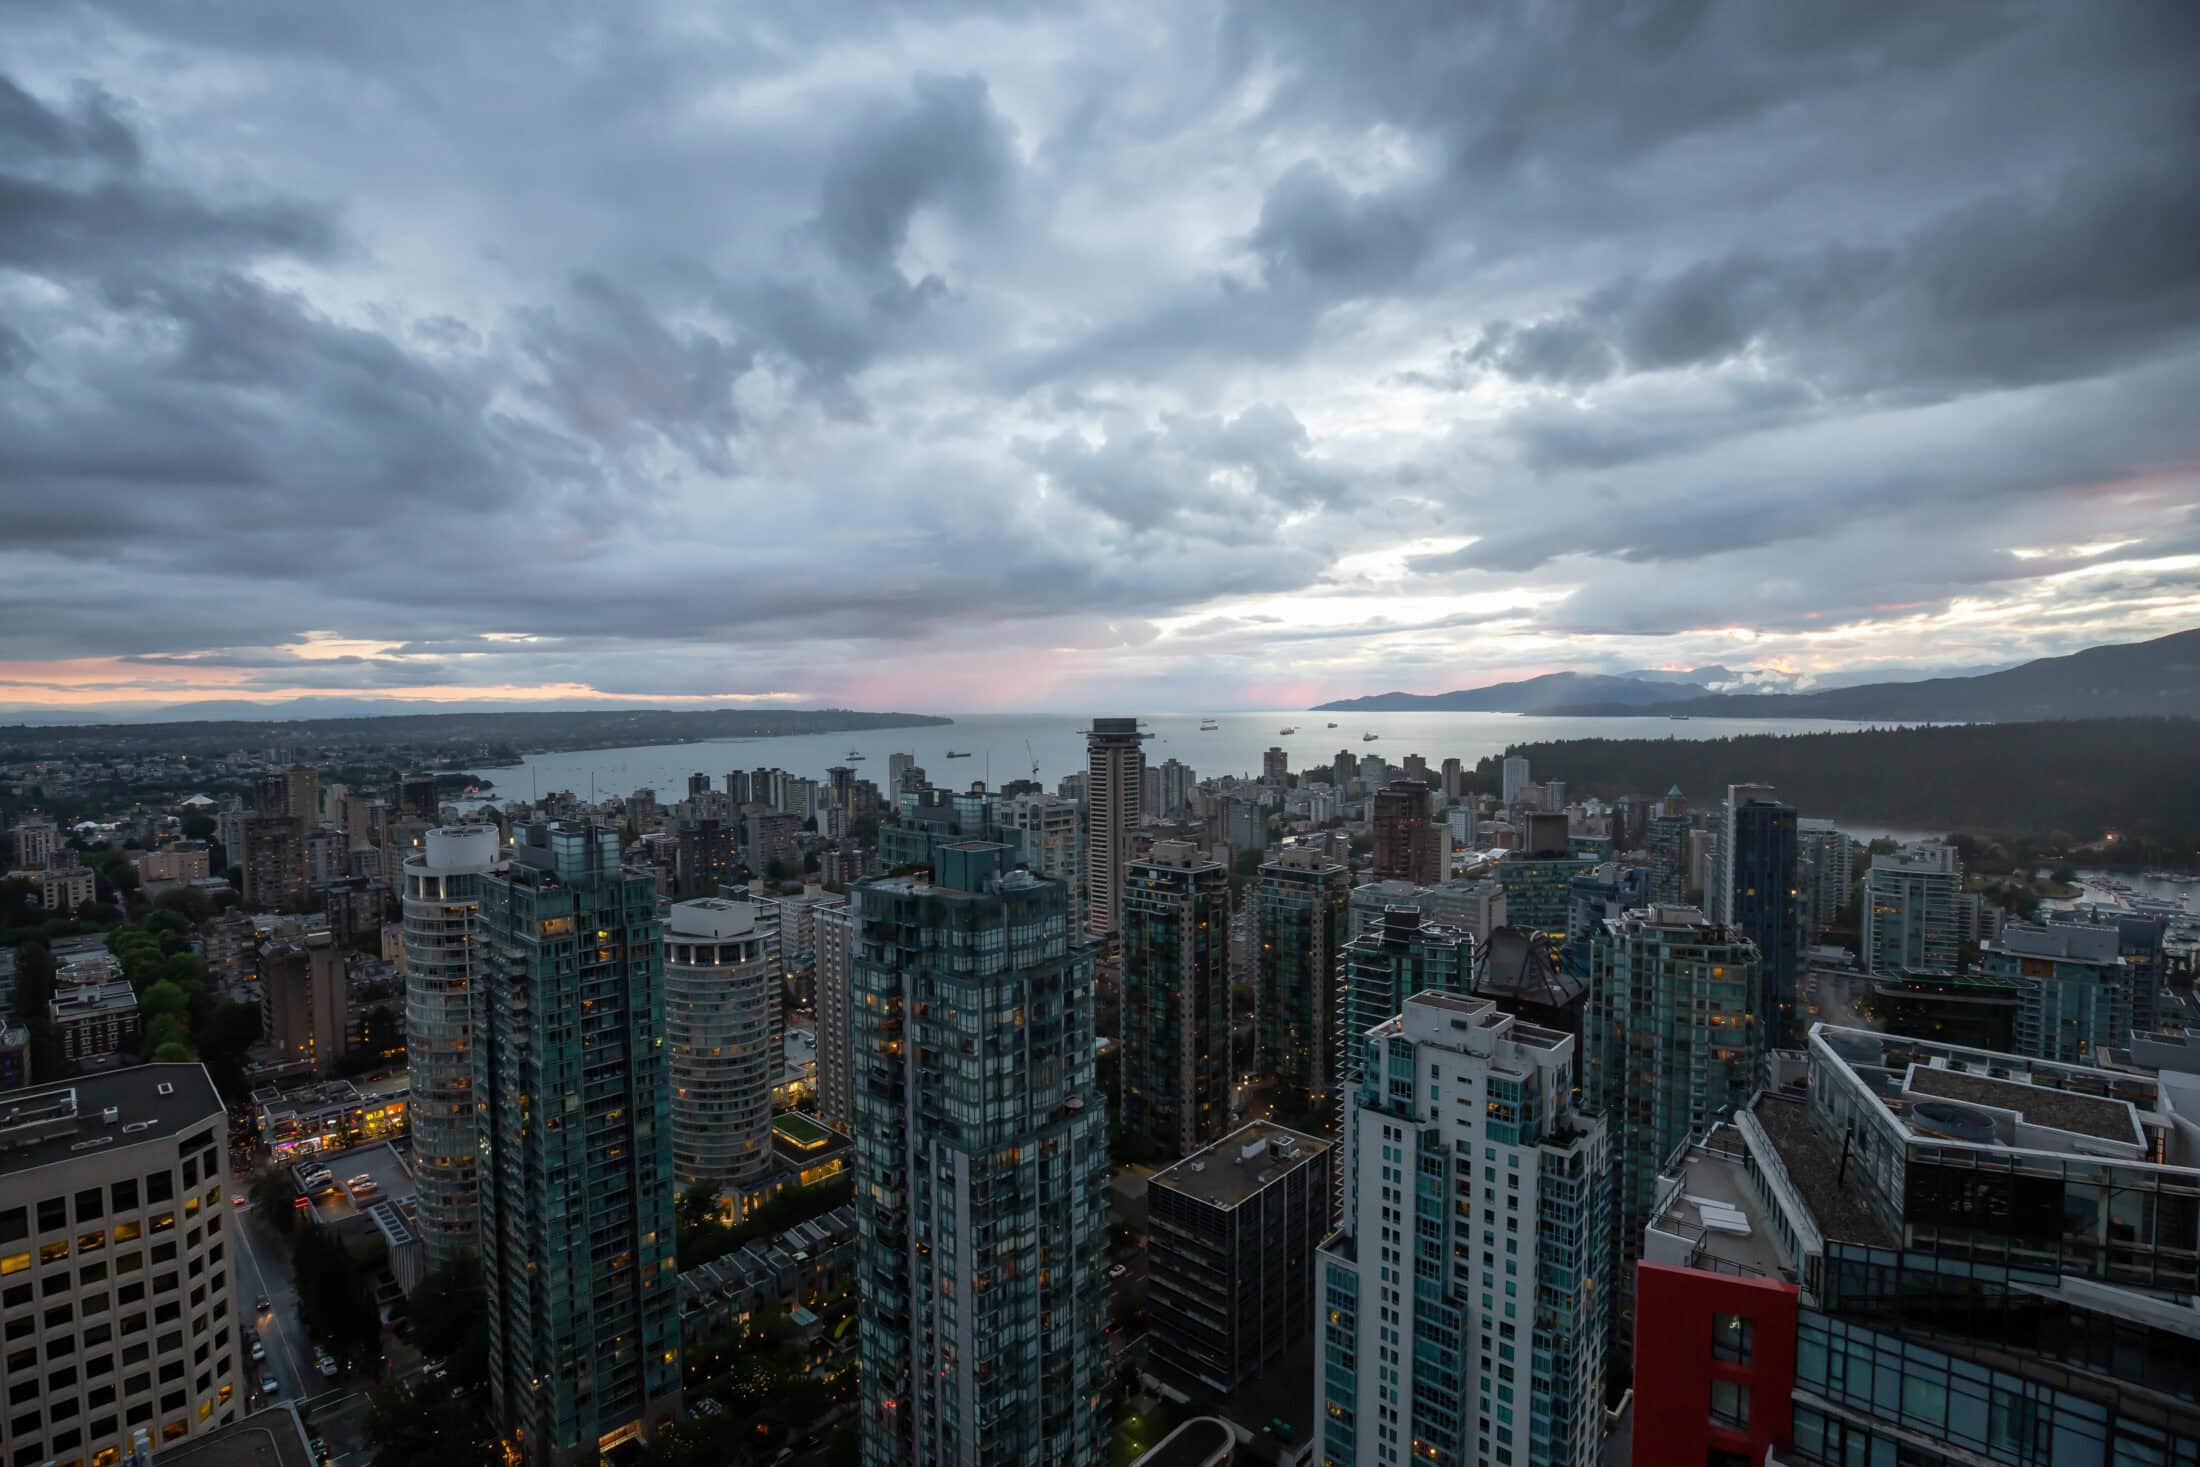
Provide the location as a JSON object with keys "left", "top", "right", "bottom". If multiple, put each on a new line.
{"left": 1107, "top": 1263, "right": 1128, "bottom": 1280}
{"left": 260, "top": 1376, "right": 281, "bottom": 1396}
{"left": 249, "top": 1342, "right": 266, "bottom": 1362}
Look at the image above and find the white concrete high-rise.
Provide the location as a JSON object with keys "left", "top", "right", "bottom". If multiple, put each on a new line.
{"left": 814, "top": 901, "right": 854, "bottom": 1132}
{"left": 402, "top": 823, "right": 499, "bottom": 1264}
{"left": 1316, "top": 993, "right": 1608, "bottom": 1467}
{"left": 664, "top": 898, "right": 777, "bottom": 1189}
{"left": 1084, "top": 716, "right": 1146, "bottom": 937}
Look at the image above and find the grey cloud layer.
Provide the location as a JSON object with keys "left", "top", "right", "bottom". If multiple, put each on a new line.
{"left": 1, "top": 0, "right": 2196, "bottom": 704}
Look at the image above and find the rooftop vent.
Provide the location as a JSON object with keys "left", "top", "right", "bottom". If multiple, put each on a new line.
{"left": 1910, "top": 1099, "right": 1999, "bottom": 1146}
{"left": 101, "top": 1107, "right": 119, "bottom": 1124}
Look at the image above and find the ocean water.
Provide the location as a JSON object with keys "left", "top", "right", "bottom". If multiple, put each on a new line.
{"left": 466, "top": 709, "right": 1900, "bottom": 806}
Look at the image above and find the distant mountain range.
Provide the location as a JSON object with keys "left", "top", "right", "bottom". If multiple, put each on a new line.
{"left": 1313, "top": 628, "right": 2200, "bottom": 721}
{"left": 0, "top": 706, "right": 952, "bottom": 752}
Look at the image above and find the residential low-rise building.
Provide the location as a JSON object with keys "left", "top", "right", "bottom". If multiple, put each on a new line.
{"left": 675, "top": 1204, "right": 858, "bottom": 1344}
{"left": 252, "top": 1075, "right": 410, "bottom": 1158}
{"left": 50, "top": 975, "right": 141, "bottom": 1064}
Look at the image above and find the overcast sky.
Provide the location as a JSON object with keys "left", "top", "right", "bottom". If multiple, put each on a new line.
{"left": 4, "top": 1, "right": 2198, "bottom": 716}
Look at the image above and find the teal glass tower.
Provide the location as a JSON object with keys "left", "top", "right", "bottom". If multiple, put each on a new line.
{"left": 1255, "top": 846, "right": 1351, "bottom": 1099}
{"left": 852, "top": 842, "right": 1109, "bottom": 1466}
{"left": 1119, "top": 839, "right": 1233, "bottom": 1156}
{"left": 1584, "top": 903, "right": 1760, "bottom": 1362}
{"left": 475, "top": 822, "right": 681, "bottom": 1467}
{"left": 1337, "top": 905, "right": 1475, "bottom": 1092}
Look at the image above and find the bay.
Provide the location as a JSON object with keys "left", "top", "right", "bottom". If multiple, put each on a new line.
{"left": 467, "top": 710, "right": 1911, "bottom": 806}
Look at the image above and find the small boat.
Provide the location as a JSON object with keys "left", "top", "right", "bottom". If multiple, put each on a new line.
{"left": 1199, "top": 719, "right": 1218, "bottom": 731}
{"left": 1278, "top": 726, "right": 1297, "bottom": 735}
{"left": 944, "top": 751, "right": 972, "bottom": 759}
{"left": 1326, "top": 721, "right": 1338, "bottom": 728}
{"left": 1362, "top": 731, "right": 1379, "bottom": 742}
{"left": 1667, "top": 715, "right": 1691, "bottom": 721}
{"left": 845, "top": 750, "right": 866, "bottom": 759}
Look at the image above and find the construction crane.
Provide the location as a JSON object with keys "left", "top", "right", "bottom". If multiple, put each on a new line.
{"left": 1026, "top": 739, "right": 1041, "bottom": 782}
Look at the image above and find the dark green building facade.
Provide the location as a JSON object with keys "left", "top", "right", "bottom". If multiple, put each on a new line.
{"left": 476, "top": 822, "right": 681, "bottom": 1467}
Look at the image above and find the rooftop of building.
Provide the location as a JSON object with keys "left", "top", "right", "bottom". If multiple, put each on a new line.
{"left": 666, "top": 896, "right": 761, "bottom": 939}
{"left": 51, "top": 977, "right": 139, "bottom": 1014}
{"left": 771, "top": 1111, "right": 842, "bottom": 1151}
{"left": 1746, "top": 1090, "right": 1897, "bottom": 1247}
{"left": 1810, "top": 1025, "right": 2170, "bottom": 1156}
{"left": 1150, "top": 1119, "right": 1332, "bottom": 1209}
{"left": 1649, "top": 1125, "right": 1790, "bottom": 1280}
{"left": 1902, "top": 1066, "right": 2143, "bottom": 1147}
{"left": 145, "top": 1406, "right": 319, "bottom": 1467}
{"left": 0, "top": 1064, "right": 223, "bottom": 1179}
{"left": 1988, "top": 922, "right": 2124, "bottom": 964}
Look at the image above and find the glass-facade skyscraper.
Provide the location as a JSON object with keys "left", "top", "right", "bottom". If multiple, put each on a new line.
{"left": 1338, "top": 904, "right": 1475, "bottom": 1093}
{"left": 1719, "top": 785, "right": 1801, "bottom": 1049}
{"left": 852, "top": 841, "right": 1109, "bottom": 1466}
{"left": 1317, "top": 991, "right": 1610, "bottom": 1467}
{"left": 476, "top": 821, "right": 681, "bottom": 1467}
{"left": 1585, "top": 903, "right": 1760, "bottom": 1361}
{"left": 1119, "top": 839, "right": 1233, "bottom": 1156}
{"left": 1255, "top": 846, "right": 1351, "bottom": 1098}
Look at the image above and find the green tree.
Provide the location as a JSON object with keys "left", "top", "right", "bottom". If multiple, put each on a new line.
{"left": 678, "top": 1179, "right": 719, "bottom": 1233}
{"left": 150, "top": 1040, "right": 193, "bottom": 1063}
{"left": 362, "top": 1379, "right": 501, "bottom": 1467}
{"left": 407, "top": 1255, "right": 489, "bottom": 1386}
{"left": 144, "top": 1013, "right": 190, "bottom": 1054}
{"left": 251, "top": 1171, "right": 300, "bottom": 1236}
{"left": 141, "top": 979, "right": 191, "bottom": 1021}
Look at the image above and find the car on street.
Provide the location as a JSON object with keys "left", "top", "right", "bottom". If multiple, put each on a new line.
{"left": 249, "top": 1341, "right": 266, "bottom": 1362}
{"left": 260, "top": 1376, "right": 281, "bottom": 1396}
{"left": 255, "top": 1296, "right": 272, "bottom": 1313}
{"left": 1108, "top": 1263, "right": 1129, "bottom": 1280}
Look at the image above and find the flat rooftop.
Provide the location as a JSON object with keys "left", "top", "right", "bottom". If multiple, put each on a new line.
{"left": 1903, "top": 1066, "right": 2142, "bottom": 1146}
{"left": 1150, "top": 1120, "right": 1331, "bottom": 1209}
{"left": 1747, "top": 1092, "right": 1895, "bottom": 1247}
{"left": 146, "top": 1406, "right": 317, "bottom": 1467}
{"left": 1651, "top": 1131, "right": 1788, "bottom": 1280}
{"left": 0, "top": 1064, "right": 222, "bottom": 1179}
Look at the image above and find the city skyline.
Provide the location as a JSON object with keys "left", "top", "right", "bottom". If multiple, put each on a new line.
{"left": 5, "top": 4, "right": 2199, "bottom": 715}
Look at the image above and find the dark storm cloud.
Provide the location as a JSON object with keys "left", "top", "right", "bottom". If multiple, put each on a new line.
{"left": 0, "top": 75, "right": 334, "bottom": 278}
{"left": 1247, "top": 162, "right": 1427, "bottom": 297}
{"left": 813, "top": 74, "right": 1017, "bottom": 281}
{"left": 1452, "top": 153, "right": 2200, "bottom": 402}
{"left": 523, "top": 273, "right": 754, "bottom": 473}
{"left": 1, "top": 0, "right": 2196, "bottom": 706}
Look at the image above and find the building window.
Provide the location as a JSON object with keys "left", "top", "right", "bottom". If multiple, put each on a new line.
{"left": 1709, "top": 1379, "right": 1750, "bottom": 1431}
{"left": 1711, "top": 1312, "right": 1753, "bottom": 1364}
